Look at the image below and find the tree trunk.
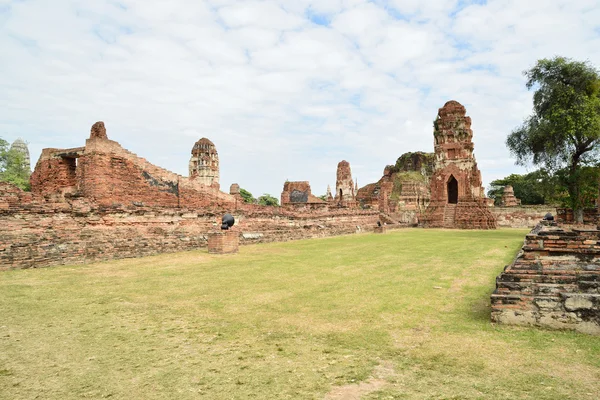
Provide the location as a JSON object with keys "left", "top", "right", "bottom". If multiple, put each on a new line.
{"left": 574, "top": 208, "right": 584, "bottom": 224}
{"left": 569, "top": 153, "right": 583, "bottom": 224}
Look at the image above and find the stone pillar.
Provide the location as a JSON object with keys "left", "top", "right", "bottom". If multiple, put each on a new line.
{"left": 207, "top": 230, "right": 239, "bottom": 254}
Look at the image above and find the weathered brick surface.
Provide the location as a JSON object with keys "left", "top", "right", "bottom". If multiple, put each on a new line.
{"left": 90, "top": 121, "right": 108, "bottom": 140}
{"left": 0, "top": 184, "right": 379, "bottom": 270}
{"left": 3, "top": 122, "right": 385, "bottom": 270}
{"left": 491, "top": 206, "right": 555, "bottom": 228}
{"left": 500, "top": 185, "right": 520, "bottom": 206}
{"left": 207, "top": 230, "right": 239, "bottom": 254}
{"left": 492, "top": 223, "right": 600, "bottom": 335}
{"left": 356, "top": 157, "right": 430, "bottom": 227}
{"left": 189, "top": 138, "right": 220, "bottom": 189}
{"left": 281, "top": 181, "right": 325, "bottom": 206}
{"left": 334, "top": 160, "right": 356, "bottom": 206}
{"left": 31, "top": 125, "right": 236, "bottom": 209}
{"left": 30, "top": 148, "right": 85, "bottom": 199}
{"left": 422, "top": 101, "right": 496, "bottom": 229}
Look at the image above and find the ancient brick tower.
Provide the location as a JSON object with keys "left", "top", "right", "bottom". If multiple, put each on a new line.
{"left": 189, "top": 138, "right": 220, "bottom": 189}
{"left": 334, "top": 160, "right": 356, "bottom": 205}
{"left": 422, "top": 101, "right": 496, "bottom": 229}
{"left": 500, "top": 185, "right": 520, "bottom": 206}
{"left": 10, "top": 138, "right": 31, "bottom": 173}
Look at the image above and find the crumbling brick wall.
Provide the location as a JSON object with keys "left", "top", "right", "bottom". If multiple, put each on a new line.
{"left": 492, "top": 206, "right": 556, "bottom": 228}
{"left": 31, "top": 124, "right": 236, "bottom": 209}
{"left": 0, "top": 184, "right": 379, "bottom": 270}
{"left": 492, "top": 223, "right": 600, "bottom": 335}
{"left": 281, "top": 181, "right": 325, "bottom": 206}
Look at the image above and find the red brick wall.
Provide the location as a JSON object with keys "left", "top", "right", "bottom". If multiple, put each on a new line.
{"left": 492, "top": 206, "right": 556, "bottom": 228}
{"left": 30, "top": 152, "right": 79, "bottom": 198}
{"left": 0, "top": 187, "right": 379, "bottom": 270}
{"left": 207, "top": 230, "right": 239, "bottom": 254}
{"left": 31, "top": 138, "right": 236, "bottom": 209}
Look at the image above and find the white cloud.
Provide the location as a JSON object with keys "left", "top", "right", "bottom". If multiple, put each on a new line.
{"left": 0, "top": 0, "right": 599, "bottom": 199}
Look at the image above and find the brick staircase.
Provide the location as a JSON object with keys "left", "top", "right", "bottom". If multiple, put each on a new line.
{"left": 443, "top": 204, "right": 456, "bottom": 228}
{"left": 491, "top": 225, "right": 600, "bottom": 334}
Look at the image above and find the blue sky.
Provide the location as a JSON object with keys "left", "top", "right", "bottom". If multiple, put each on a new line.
{"left": 1, "top": 0, "right": 600, "bottom": 199}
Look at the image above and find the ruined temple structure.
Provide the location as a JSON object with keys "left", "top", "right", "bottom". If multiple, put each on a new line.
{"left": 422, "top": 101, "right": 496, "bottom": 229}
{"left": 189, "top": 138, "right": 220, "bottom": 189}
{"left": 30, "top": 122, "right": 235, "bottom": 208}
{"left": 281, "top": 181, "right": 326, "bottom": 207}
{"left": 10, "top": 138, "right": 31, "bottom": 173}
{"left": 334, "top": 160, "right": 357, "bottom": 207}
{"left": 357, "top": 152, "right": 433, "bottom": 215}
{"left": 501, "top": 185, "right": 521, "bottom": 207}
{"left": 492, "top": 223, "right": 600, "bottom": 335}
{"left": 326, "top": 185, "right": 333, "bottom": 202}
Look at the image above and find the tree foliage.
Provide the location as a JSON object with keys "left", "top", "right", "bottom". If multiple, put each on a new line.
{"left": 506, "top": 56, "right": 600, "bottom": 222}
{"left": 487, "top": 170, "right": 561, "bottom": 206}
{"left": 257, "top": 193, "right": 279, "bottom": 206}
{"left": 0, "top": 137, "right": 31, "bottom": 191}
{"left": 239, "top": 188, "right": 254, "bottom": 203}
{"left": 488, "top": 167, "right": 600, "bottom": 209}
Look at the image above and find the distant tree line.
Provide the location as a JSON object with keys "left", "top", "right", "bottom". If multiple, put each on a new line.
{"left": 239, "top": 187, "right": 279, "bottom": 206}
{"left": 487, "top": 167, "right": 600, "bottom": 207}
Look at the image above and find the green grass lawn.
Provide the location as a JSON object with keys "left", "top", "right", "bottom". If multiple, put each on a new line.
{"left": 1, "top": 228, "right": 599, "bottom": 399}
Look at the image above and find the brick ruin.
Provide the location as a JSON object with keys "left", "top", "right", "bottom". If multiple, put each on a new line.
{"left": 189, "top": 138, "right": 220, "bottom": 189}
{"left": 2, "top": 100, "right": 562, "bottom": 270}
{"left": 207, "top": 230, "right": 239, "bottom": 254}
{"left": 30, "top": 123, "right": 234, "bottom": 208}
{"left": 326, "top": 185, "right": 333, "bottom": 202}
{"left": 492, "top": 223, "right": 600, "bottom": 335}
{"left": 500, "top": 185, "right": 521, "bottom": 206}
{"left": 355, "top": 101, "right": 506, "bottom": 229}
{"left": 280, "top": 181, "right": 326, "bottom": 207}
{"left": 1, "top": 122, "right": 380, "bottom": 270}
{"left": 334, "top": 160, "right": 357, "bottom": 207}
{"left": 421, "top": 101, "right": 497, "bottom": 229}
{"left": 357, "top": 152, "right": 433, "bottom": 225}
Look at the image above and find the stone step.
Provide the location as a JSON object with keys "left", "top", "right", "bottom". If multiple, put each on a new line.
{"left": 443, "top": 204, "right": 456, "bottom": 227}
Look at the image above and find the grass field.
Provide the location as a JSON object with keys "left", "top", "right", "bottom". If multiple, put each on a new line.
{"left": 1, "top": 228, "right": 599, "bottom": 399}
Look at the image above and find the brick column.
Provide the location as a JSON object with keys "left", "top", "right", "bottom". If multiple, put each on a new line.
{"left": 207, "top": 230, "right": 239, "bottom": 254}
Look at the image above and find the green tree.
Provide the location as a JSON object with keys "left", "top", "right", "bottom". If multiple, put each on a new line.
{"left": 257, "top": 193, "right": 279, "bottom": 206}
{"left": 0, "top": 137, "right": 31, "bottom": 191}
{"left": 554, "top": 165, "right": 600, "bottom": 209}
{"left": 487, "top": 169, "right": 562, "bottom": 206}
{"left": 506, "top": 56, "right": 600, "bottom": 222}
{"left": 239, "top": 188, "right": 254, "bottom": 203}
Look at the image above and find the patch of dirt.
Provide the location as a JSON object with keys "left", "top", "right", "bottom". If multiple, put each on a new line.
{"left": 324, "top": 361, "right": 396, "bottom": 399}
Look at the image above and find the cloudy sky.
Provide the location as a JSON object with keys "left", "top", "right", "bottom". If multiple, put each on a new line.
{"left": 1, "top": 0, "right": 599, "bottom": 199}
